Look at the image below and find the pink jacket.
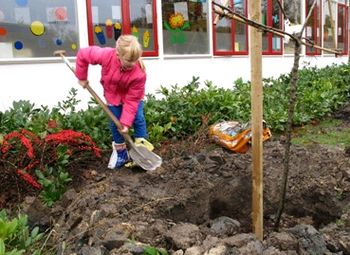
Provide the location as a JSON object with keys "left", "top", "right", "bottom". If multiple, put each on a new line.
{"left": 75, "top": 46, "right": 146, "bottom": 128}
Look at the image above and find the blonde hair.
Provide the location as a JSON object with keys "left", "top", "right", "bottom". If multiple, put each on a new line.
{"left": 116, "top": 35, "right": 145, "bottom": 71}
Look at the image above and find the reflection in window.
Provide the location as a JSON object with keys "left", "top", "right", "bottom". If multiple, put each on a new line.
{"left": 213, "top": 0, "right": 248, "bottom": 55}
{"left": 162, "top": 0, "right": 209, "bottom": 54}
{"left": 262, "top": 0, "right": 268, "bottom": 51}
{"left": 283, "top": 0, "right": 301, "bottom": 54}
{"left": 323, "top": 0, "right": 336, "bottom": 52}
{"left": 262, "top": 0, "right": 282, "bottom": 55}
{"left": 0, "top": 0, "right": 79, "bottom": 58}
{"left": 337, "top": 3, "right": 348, "bottom": 54}
{"left": 305, "top": 0, "right": 322, "bottom": 55}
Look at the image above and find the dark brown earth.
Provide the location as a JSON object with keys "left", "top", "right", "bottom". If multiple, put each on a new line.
{"left": 1, "top": 104, "right": 350, "bottom": 254}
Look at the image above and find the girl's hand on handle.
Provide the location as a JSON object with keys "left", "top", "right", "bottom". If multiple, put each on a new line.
{"left": 119, "top": 125, "right": 129, "bottom": 134}
{"left": 78, "top": 80, "right": 89, "bottom": 88}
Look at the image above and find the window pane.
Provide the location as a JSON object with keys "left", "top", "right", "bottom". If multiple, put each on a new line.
{"left": 0, "top": 0, "right": 79, "bottom": 58}
{"left": 337, "top": 4, "right": 348, "bottom": 54}
{"left": 283, "top": 0, "right": 301, "bottom": 54}
{"left": 90, "top": 0, "right": 122, "bottom": 47}
{"left": 215, "top": 16, "right": 233, "bottom": 51}
{"left": 272, "top": 0, "right": 282, "bottom": 51}
{"left": 214, "top": 0, "right": 232, "bottom": 52}
{"left": 130, "top": 0, "right": 156, "bottom": 52}
{"left": 323, "top": 0, "right": 336, "bottom": 52}
{"left": 306, "top": 0, "right": 322, "bottom": 54}
{"left": 162, "top": 0, "right": 209, "bottom": 54}
{"left": 262, "top": 0, "right": 269, "bottom": 51}
{"left": 234, "top": 0, "right": 247, "bottom": 52}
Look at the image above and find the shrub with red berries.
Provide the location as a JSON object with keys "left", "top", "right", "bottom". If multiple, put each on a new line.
{"left": 0, "top": 128, "right": 101, "bottom": 189}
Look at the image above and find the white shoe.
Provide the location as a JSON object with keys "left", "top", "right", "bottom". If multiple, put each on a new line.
{"left": 108, "top": 142, "right": 129, "bottom": 169}
{"left": 108, "top": 142, "right": 118, "bottom": 169}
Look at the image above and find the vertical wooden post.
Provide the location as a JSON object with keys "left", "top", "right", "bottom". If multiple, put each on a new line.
{"left": 249, "top": 0, "right": 263, "bottom": 240}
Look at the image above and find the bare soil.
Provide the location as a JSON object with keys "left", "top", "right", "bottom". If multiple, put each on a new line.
{"left": 1, "top": 105, "right": 350, "bottom": 254}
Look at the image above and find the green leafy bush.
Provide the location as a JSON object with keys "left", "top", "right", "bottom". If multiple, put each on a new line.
{"left": 145, "top": 64, "right": 350, "bottom": 138}
{"left": 35, "top": 145, "right": 72, "bottom": 207}
{"left": 0, "top": 210, "right": 43, "bottom": 255}
{"left": 1, "top": 64, "right": 349, "bottom": 146}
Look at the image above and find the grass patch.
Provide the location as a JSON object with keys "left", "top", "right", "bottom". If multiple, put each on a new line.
{"left": 292, "top": 119, "right": 350, "bottom": 149}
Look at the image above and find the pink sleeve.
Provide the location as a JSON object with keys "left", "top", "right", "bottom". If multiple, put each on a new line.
{"left": 75, "top": 46, "right": 107, "bottom": 80}
{"left": 120, "top": 75, "right": 146, "bottom": 128}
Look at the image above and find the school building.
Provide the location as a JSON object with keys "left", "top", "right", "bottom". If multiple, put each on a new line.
{"left": 0, "top": 0, "right": 348, "bottom": 111}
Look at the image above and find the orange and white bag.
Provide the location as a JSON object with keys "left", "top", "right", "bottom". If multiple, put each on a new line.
{"left": 208, "top": 120, "right": 272, "bottom": 153}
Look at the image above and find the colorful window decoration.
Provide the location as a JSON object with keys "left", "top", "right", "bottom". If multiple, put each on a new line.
{"left": 305, "top": 0, "right": 322, "bottom": 55}
{"left": 86, "top": 0, "right": 158, "bottom": 57}
{"left": 162, "top": 0, "right": 210, "bottom": 55}
{"left": 0, "top": 0, "right": 79, "bottom": 58}
{"left": 261, "top": 0, "right": 283, "bottom": 55}
{"left": 87, "top": 0, "right": 123, "bottom": 47}
{"left": 213, "top": 0, "right": 248, "bottom": 56}
{"left": 337, "top": 3, "right": 348, "bottom": 55}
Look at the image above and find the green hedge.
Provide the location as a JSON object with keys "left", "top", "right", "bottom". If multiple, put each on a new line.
{"left": 1, "top": 63, "right": 349, "bottom": 147}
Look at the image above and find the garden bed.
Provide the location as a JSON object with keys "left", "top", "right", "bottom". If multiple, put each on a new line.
{"left": 2, "top": 107, "right": 348, "bottom": 254}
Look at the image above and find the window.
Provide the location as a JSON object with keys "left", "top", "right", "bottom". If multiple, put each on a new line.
{"left": 262, "top": 0, "right": 283, "bottom": 55}
{"left": 305, "top": 0, "right": 322, "bottom": 55}
{"left": 162, "top": 0, "right": 210, "bottom": 55}
{"left": 86, "top": 0, "right": 158, "bottom": 56}
{"left": 323, "top": 0, "right": 336, "bottom": 52}
{"left": 129, "top": 0, "right": 158, "bottom": 56}
{"left": 283, "top": 0, "right": 302, "bottom": 54}
{"left": 337, "top": 3, "right": 348, "bottom": 55}
{"left": 213, "top": 0, "right": 248, "bottom": 55}
{"left": 0, "top": 0, "right": 79, "bottom": 58}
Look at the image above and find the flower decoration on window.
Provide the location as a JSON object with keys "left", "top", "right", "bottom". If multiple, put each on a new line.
{"left": 94, "top": 25, "right": 106, "bottom": 44}
{"left": 164, "top": 12, "right": 190, "bottom": 45}
{"left": 114, "top": 22, "right": 122, "bottom": 41}
{"left": 132, "top": 25, "right": 139, "bottom": 38}
{"left": 143, "top": 30, "right": 150, "bottom": 48}
{"left": 105, "top": 19, "right": 113, "bottom": 38}
{"left": 169, "top": 12, "right": 185, "bottom": 29}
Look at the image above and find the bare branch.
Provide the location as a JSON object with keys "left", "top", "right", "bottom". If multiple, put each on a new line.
{"left": 212, "top": 1, "right": 340, "bottom": 55}
{"left": 301, "top": 0, "right": 317, "bottom": 34}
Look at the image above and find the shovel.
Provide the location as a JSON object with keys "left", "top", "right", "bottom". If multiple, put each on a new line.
{"left": 54, "top": 50, "right": 162, "bottom": 171}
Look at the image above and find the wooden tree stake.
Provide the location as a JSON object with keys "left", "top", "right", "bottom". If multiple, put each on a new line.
{"left": 249, "top": 0, "right": 263, "bottom": 241}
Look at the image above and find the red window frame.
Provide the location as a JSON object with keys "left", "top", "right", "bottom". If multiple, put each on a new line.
{"left": 262, "top": 0, "right": 283, "bottom": 55}
{"left": 212, "top": 0, "right": 249, "bottom": 56}
{"left": 337, "top": 3, "right": 348, "bottom": 55}
{"left": 305, "top": 0, "right": 322, "bottom": 55}
{"left": 86, "top": 0, "right": 159, "bottom": 57}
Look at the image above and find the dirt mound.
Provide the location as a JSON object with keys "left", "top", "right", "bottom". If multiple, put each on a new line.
{"left": 22, "top": 139, "right": 350, "bottom": 254}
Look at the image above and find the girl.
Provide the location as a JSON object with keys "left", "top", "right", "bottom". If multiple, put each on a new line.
{"left": 75, "top": 35, "right": 153, "bottom": 169}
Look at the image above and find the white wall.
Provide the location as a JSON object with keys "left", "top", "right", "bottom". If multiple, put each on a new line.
{"left": 0, "top": 0, "right": 348, "bottom": 112}
{"left": 0, "top": 54, "right": 348, "bottom": 112}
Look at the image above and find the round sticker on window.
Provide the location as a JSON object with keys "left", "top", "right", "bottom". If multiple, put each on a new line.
{"left": 56, "top": 38, "right": 63, "bottom": 46}
{"left": 0, "top": 27, "right": 7, "bottom": 36}
{"left": 55, "top": 7, "right": 67, "bottom": 21}
{"left": 30, "top": 21, "right": 45, "bottom": 36}
{"left": 14, "top": 41, "right": 24, "bottom": 50}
